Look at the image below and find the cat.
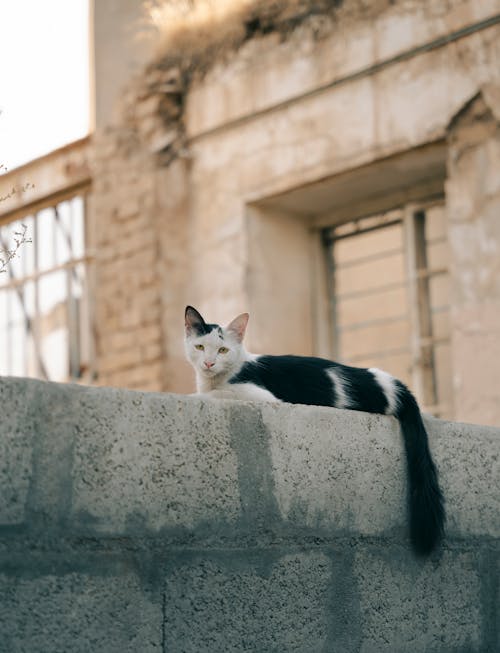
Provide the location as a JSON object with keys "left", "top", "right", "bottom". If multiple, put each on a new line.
{"left": 184, "top": 305, "right": 445, "bottom": 556}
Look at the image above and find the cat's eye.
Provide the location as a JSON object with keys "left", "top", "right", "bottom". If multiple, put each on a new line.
{"left": 195, "top": 344, "right": 204, "bottom": 351}
{"left": 218, "top": 346, "right": 229, "bottom": 354}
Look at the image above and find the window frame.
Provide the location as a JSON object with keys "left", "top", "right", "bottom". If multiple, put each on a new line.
{"left": 322, "top": 199, "right": 451, "bottom": 417}
{"left": 0, "top": 187, "right": 95, "bottom": 382}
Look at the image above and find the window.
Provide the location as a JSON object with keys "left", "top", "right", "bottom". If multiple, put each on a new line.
{"left": 0, "top": 193, "right": 94, "bottom": 382}
{"left": 323, "top": 202, "right": 452, "bottom": 418}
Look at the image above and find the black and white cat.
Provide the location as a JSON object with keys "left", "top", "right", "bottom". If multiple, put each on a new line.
{"left": 184, "top": 305, "right": 445, "bottom": 555}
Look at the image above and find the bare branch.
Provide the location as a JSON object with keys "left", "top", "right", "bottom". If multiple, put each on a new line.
{"left": 0, "top": 223, "right": 32, "bottom": 275}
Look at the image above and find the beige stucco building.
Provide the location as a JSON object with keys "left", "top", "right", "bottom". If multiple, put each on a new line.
{"left": 1, "top": 0, "right": 499, "bottom": 426}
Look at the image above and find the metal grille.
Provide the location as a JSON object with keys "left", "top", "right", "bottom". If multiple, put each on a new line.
{"left": 323, "top": 202, "right": 452, "bottom": 418}
{"left": 0, "top": 193, "right": 94, "bottom": 382}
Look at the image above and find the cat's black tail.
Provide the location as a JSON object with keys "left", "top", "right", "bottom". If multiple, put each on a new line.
{"left": 395, "top": 384, "right": 445, "bottom": 555}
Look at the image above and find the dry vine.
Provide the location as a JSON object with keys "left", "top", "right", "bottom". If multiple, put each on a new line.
{"left": 0, "top": 223, "right": 32, "bottom": 275}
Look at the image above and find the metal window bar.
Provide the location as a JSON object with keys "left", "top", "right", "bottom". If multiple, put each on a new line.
{"left": 403, "top": 207, "right": 438, "bottom": 409}
{"left": 0, "top": 231, "right": 49, "bottom": 379}
{"left": 0, "top": 192, "right": 93, "bottom": 381}
{"left": 323, "top": 215, "right": 403, "bottom": 359}
{"left": 323, "top": 201, "right": 451, "bottom": 417}
{"left": 54, "top": 203, "right": 83, "bottom": 378}
{"left": 322, "top": 228, "right": 339, "bottom": 359}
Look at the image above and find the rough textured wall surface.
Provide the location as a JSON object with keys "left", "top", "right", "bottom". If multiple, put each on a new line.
{"left": 0, "top": 377, "right": 498, "bottom": 652}
{"left": 87, "top": 0, "right": 500, "bottom": 402}
{"left": 446, "top": 87, "right": 500, "bottom": 426}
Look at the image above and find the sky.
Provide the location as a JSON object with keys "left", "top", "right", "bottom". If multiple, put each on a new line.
{"left": 0, "top": 0, "right": 90, "bottom": 171}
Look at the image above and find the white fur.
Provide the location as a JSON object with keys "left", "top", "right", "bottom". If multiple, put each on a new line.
{"left": 368, "top": 367, "right": 399, "bottom": 415}
{"left": 185, "top": 324, "right": 252, "bottom": 394}
{"left": 185, "top": 326, "right": 278, "bottom": 401}
{"left": 326, "top": 368, "right": 351, "bottom": 409}
{"left": 202, "top": 383, "right": 278, "bottom": 402}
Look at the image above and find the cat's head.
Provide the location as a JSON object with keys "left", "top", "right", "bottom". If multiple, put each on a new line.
{"left": 184, "top": 305, "right": 248, "bottom": 378}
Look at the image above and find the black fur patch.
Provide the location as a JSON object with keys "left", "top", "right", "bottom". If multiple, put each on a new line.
{"left": 338, "top": 364, "right": 388, "bottom": 413}
{"left": 191, "top": 321, "right": 220, "bottom": 336}
{"left": 229, "top": 355, "right": 388, "bottom": 412}
{"left": 228, "top": 352, "right": 445, "bottom": 555}
{"left": 185, "top": 306, "right": 221, "bottom": 337}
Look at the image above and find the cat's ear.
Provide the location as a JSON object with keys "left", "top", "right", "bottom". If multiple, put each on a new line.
{"left": 185, "top": 306, "right": 206, "bottom": 336}
{"left": 226, "top": 313, "right": 249, "bottom": 342}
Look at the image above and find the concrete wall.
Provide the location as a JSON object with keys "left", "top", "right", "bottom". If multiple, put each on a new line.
{"left": 446, "top": 88, "right": 500, "bottom": 426}
{"left": 1, "top": 376, "right": 498, "bottom": 652}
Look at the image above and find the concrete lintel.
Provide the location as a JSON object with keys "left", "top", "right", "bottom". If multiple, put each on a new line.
{"left": 0, "top": 138, "right": 91, "bottom": 224}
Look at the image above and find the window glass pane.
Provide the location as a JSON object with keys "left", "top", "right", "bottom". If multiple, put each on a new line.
{"left": 38, "top": 270, "right": 68, "bottom": 381}
{"left": 23, "top": 281, "right": 37, "bottom": 377}
{"left": 37, "top": 208, "right": 56, "bottom": 272}
{"left": 41, "top": 327, "right": 68, "bottom": 382}
{"left": 10, "top": 320, "right": 25, "bottom": 376}
{"left": 55, "top": 201, "right": 72, "bottom": 266}
{"left": 9, "top": 287, "right": 24, "bottom": 325}
{"left": 0, "top": 289, "right": 8, "bottom": 374}
{"left": 38, "top": 269, "right": 66, "bottom": 317}
{"left": 2, "top": 285, "right": 27, "bottom": 375}
{"left": 1, "top": 193, "right": 90, "bottom": 383}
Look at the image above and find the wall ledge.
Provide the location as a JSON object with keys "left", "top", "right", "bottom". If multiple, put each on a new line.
{"left": 1, "top": 376, "right": 499, "bottom": 652}
{"left": 1, "top": 376, "right": 498, "bottom": 544}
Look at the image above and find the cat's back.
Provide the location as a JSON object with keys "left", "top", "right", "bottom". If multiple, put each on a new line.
{"left": 229, "top": 354, "right": 337, "bottom": 406}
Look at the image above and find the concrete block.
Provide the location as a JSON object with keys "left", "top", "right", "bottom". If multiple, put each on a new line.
{"left": 0, "top": 377, "right": 499, "bottom": 651}
{"left": 0, "top": 571, "right": 161, "bottom": 653}
{"left": 262, "top": 403, "right": 406, "bottom": 537}
{"left": 263, "top": 402, "right": 500, "bottom": 542}
{"left": 70, "top": 390, "right": 241, "bottom": 534}
{"left": 163, "top": 552, "right": 332, "bottom": 653}
{"left": 354, "top": 549, "right": 484, "bottom": 653}
{"left": 24, "top": 381, "right": 87, "bottom": 527}
{"left": 0, "top": 378, "right": 35, "bottom": 525}
{"left": 429, "top": 417, "right": 500, "bottom": 538}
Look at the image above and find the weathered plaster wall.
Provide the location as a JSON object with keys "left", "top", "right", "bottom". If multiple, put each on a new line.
{"left": 179, "top": 0, "right": 500, "bottom": 376}
{"left": 0, "top": 377, "right": 498, "bottom": 652}
{"left": 446, "top": 88, "right": 500, "bottom": 426}
{"left": 87, "top": 0, "right": 500, "bottom": 419}
{"left": 183, "top": 4, "right": 500, "bottom": 323}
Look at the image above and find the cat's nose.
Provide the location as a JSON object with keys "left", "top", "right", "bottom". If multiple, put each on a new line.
{"left": 204, "top": 361, "right": 215, "bottom": 369}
